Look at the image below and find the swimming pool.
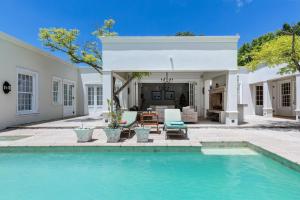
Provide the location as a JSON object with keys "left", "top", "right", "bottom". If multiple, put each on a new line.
{"left": 0, "top": 147, "right": 299, "bottom": 200}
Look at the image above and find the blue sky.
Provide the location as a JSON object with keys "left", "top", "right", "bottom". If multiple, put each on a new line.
{"left": 1, "top": 0, "right": 300, "bottom": 58}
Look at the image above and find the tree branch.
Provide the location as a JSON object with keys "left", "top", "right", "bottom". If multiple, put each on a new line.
{"left": 113, "top": 76, "right": 134, "bottom": 96}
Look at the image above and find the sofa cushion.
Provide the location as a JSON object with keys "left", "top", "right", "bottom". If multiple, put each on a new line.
{"left": 182, "top": 106, "right": 191, "bottom": 114}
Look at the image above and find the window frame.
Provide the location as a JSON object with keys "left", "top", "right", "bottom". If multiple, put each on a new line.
{"left": 87, "top": 86, "right": 95, "bottom": 106}
{"left": 16, "top": 67, "right": 38, "bottom": 115}
{"left": 52, "top": 77, "right": 62, "bottom": 105}
{"left": 96, "top": 85, "right": 103, "bottom": 106}
{"left": 255, "top": 85, "right": 263, "bottom": 106}
{"left": 281, "top": 82, "right": 291, "bottom": 107}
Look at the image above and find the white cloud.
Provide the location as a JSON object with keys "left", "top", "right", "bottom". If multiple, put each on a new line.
{"left": 236, "top": 0, "right": 253, "bottom": 8}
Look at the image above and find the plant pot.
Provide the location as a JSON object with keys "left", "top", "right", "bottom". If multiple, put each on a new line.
{"left": 74, "top": 128, "right": 94, "bottom": 142}
{"left": 104, "top": 128, "right": 121, "bottom": 143}
{"left": 135, "top": 127, "right": 150, "bottom": 143}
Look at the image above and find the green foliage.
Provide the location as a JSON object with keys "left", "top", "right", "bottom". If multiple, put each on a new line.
{"left": 93, "top": 19, "right": 118, "bottom": 37}
{"left": 175, "top": 32, "right": 195, "bottom": 36}
{"left": 238, "top": 32, "right": 277, "bottom": 66}
{"left": 132, "top": 72, "right": 151, "bottom": 79}
{"left": 107, "top": 99, "right": 121, "bottom": 129}
{"left": 39, "top": 28, "right": 102, "bottom": 73}
{"left": 239, "top": 22, "right": 300, "bottom": 73}
{"left": 248, "top": 35, "right": 300, "bottom": 74}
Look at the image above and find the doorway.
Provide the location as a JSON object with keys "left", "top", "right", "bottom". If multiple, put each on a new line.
{"left": 87, "top": 85, "right": 103, "bottom": 116}
{"left": 63, "top": 81, "right": 76, "bottom": 117}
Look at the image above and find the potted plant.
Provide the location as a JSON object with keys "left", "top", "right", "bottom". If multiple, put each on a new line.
{"left": 74, "top": 122, "right": 94, "bottom": 143}
{"left": 103, "top": 99, "right": 122, "bottom": 143}
{"left": 135, "top": 126, "right": 150, "bottom": 143}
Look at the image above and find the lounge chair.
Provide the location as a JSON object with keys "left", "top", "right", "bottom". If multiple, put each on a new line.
{"left": 119, "top": 111, "right": 138, "bottom": 137}
{"left": 164, "top": 109, "right": 188, "bottom": 139}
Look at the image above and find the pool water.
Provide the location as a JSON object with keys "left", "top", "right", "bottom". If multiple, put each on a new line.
{"left": 0, "top": 150, "right": 300, "bottom": 200}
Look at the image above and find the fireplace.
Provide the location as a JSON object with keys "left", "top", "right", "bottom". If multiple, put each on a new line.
{"left": 209, "top": 86, "right": 225, "bottom": 111}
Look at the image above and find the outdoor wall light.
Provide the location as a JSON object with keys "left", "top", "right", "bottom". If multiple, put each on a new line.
{"left": 3, "top": 81, "right": 11, "bottom": 94}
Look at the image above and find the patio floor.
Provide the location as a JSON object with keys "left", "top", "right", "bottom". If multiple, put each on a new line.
{"left": 6, "top": 115, "right": 300, "bottom": 129}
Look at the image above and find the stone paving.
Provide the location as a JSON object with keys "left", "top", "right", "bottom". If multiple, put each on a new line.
{"left": 0, "top": 115, "right": 299, "bottom": 169}
{"left": 7, "top": 115, "right": 300, "bottom": 129}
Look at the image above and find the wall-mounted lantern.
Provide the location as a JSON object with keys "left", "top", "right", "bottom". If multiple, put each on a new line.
{"left": 3, "top": 81, "right": 11, "bottom": 94}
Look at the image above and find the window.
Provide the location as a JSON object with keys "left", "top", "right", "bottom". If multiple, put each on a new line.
{"left": 256, "top": 85, "right": 263, "bottom": 106}
{"left": 17, "top": 68, "right": 37, "bottom": 114}
{"left": 64, "top": 84, "right": 68, "bottom": 106}
{"left": 68, "top": 85, "right": 73, "bottom": 106}
{"left": 52, "top": 78, "right": 61, "bottom": 104}
{"left": 88, "top": 87, "right": 94, "bottom": 106}
{"left": 96, "top": 86, "right": 103, "bottom": 106}
{"left": 281, "top": 82, "right": 291, "bottom": 107}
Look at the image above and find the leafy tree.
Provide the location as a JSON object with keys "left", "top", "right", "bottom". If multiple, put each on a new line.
{"left": 39, "top": 19, "right": 150, "bottom": 109}
{"left": 175, "top": 31, "right": 195, "bottom": 36}
{"left": 238, "top": 22, "right": 300, "bottom": 74}
{"left": 238, "top": 32, "right": 277, "bottom": 66}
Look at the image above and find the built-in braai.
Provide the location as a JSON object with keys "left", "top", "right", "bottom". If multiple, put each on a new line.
{"left": 207, "top": 85, "right": 226, "bottom": 123}
{"left": 209, "top": 86, "right": 225, "bottom": 111}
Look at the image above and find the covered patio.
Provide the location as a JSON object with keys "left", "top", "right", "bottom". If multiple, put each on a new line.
{"left": 101, "top": 36, "right": 240, "bottom": 125}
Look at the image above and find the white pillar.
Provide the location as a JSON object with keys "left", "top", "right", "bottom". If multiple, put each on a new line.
{"left": 263, "top": 81, "right": 273, "bottom": 117}
{"left": 204, "top": 80, "right": 211, "bottom": 118}
{"left": 102, "top": 71, "right": 113, "bottom": 112}
{"left": 295, "top": 74, "right": 300, "bottom": 122}
{"left": 225, "top": 70, "right": 238, "bottom": 126}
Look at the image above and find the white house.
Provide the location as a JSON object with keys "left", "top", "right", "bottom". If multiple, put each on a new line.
{"left": 0, "top": 32, "right": 84, "bottom": 130}
{"left": 100, "top": 36, "right": 241, "bottom": 125}
{"left": 238, "top": 65, "right": 300, "bottom": 122}
{"left": 1, "top": 32, "right": 298, "bottom": 130}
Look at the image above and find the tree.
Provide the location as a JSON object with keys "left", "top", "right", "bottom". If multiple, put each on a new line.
{"left": 39, "top": 19, "right": 150, "bottom": 109}
{"left": 175, "top": 31, "right": 195, "bottom": 36}
{"left": 238, "top": 22, "right": 300, "bottom": 74}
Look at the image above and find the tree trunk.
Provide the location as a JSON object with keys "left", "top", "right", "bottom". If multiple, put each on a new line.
{"left": 112, "top": 76, "right": 135, "bottom": 110}
{"left": 113, "top": 76, "right": 134, "bottom": 96}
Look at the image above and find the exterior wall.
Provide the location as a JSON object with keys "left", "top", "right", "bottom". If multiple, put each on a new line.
{"left": 0, "top": 32, "right": 81, "bottom": 130}
{"left": 79, "top": 67, "right": 103, "bottom": 115}
{"left": 101, "top": 36, "right": 239, "bottom": 72}
{"left": 239, "top": 65, "right": 299, "bottom": 118}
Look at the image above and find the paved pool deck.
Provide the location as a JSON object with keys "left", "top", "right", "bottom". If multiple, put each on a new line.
{"left": 0, "top": 115, "right": 299, "bottom": 169}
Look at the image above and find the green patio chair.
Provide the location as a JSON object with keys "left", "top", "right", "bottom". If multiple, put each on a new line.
{"left": 164, "top": 109, "right": 188, "bottom": 139}
{"left": 119, "top": 111, "right": 138, "bottom": 137}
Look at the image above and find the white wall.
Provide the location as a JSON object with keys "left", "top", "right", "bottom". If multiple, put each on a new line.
{"left": 79, "top": 67, "right": 103, "bottom": 115}
{"left": 239, "top": 66, "right": 299, "bottom": 117}
{"left": 0, "top": 32, "right": 80, "bottom": 129}
{"left": 101, "top": 36, "right": 239, "bottom": 72}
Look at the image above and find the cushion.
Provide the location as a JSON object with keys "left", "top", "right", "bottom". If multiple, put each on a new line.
{"left": 170, "top": 121, "right": 184, "bottom": 125}
{"left": 119, "top": 120, "right": 127, "bottom": 124}
{"left": 182, "top": 106, "right": 191, "bottom": 114}
{"left": 165, "top": 122, "right": 187, "bottom": 129}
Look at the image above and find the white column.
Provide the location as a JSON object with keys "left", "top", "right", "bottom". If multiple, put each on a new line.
{"left": 295, "top": 74, "right": 300, "bottom": 122}
{"left": 225, "top": 70, "right": 238, "bottom": 125}
{"left": 263, "top": 81, "right": 273, "bottom": 117}
{"left": 204, "top": 80, "right": 211, "bottom": 118}
{"left": 102, "top": 71, "right": 113, "bottom": 112}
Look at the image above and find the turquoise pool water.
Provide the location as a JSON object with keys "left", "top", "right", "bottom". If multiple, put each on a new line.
{"left": 0, "top": 150, "right": 300, "bottom": 200}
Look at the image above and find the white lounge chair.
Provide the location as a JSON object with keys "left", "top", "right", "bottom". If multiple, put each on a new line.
{"left": 164, "top": 109, "right": 188, "bottom": 139}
